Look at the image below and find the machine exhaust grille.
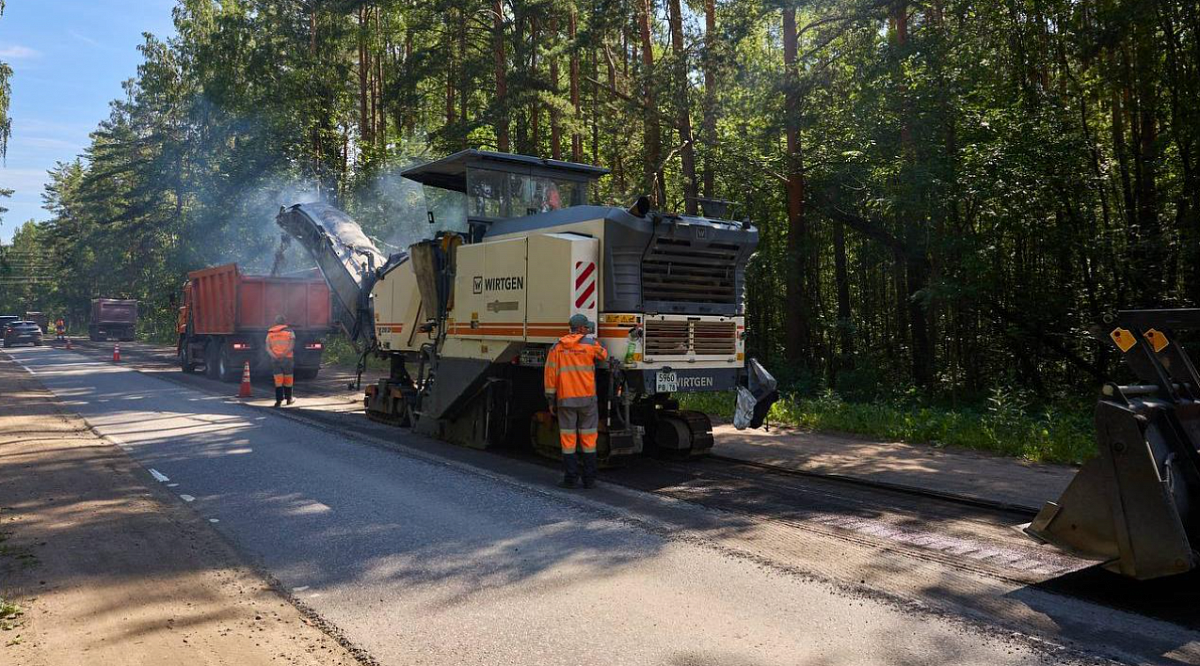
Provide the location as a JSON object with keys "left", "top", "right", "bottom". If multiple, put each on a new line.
{"left": 642, "top": 238, "right": 739, "bottom": 305}
{"left": 645, "top": 319, "right": 736, "bottom": 357}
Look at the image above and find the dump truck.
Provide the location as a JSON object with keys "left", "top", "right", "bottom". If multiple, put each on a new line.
{"left": 24, "top": 311, "right": 49, "bottom": 332}
{"left": 1026, "top": 309, "right": 1200, "bottom": 580}
{"left": 89, "top": 298, "right": 138, "bottom": 341}
{"left": 276, "top": 150, "right": 777, "bottom": 464}
{"left": 176, "top": 263, "right": 331, "bottom": 382}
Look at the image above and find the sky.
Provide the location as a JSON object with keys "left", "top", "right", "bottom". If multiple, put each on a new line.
{"left": 0, "top": 0, "right": 177, "bottom": 243}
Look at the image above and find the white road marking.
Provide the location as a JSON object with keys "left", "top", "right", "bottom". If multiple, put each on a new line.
{"left": 179, "top": 494, "right": 196, "bottom": 502}
{"left": 209, "top": 518, "right": 220, "bottom": 523}
{"left": 167, "top": 483, "right": 179, "bottom": 488}
{"left": 292, "top": 586, "right": 310, "bottom": 592}
{"left": 149, "top": 468, "right": 170, "bottom": 483}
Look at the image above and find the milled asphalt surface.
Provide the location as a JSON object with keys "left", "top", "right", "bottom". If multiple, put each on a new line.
{"left": 4, "top": 345, "right": 1125, "bottom": 665}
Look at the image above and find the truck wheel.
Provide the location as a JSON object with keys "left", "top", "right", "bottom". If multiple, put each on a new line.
{"left": 204, "top": 343, "right": 221, "bottom": 380}
{"left": 294, "top": 368, "right": 319, "bottom": 381}
{"left": 179, "top": 347, "right": 196, "bottom": 374}
{"left": 217, "top": 347, "right": 239, "bottom": 383}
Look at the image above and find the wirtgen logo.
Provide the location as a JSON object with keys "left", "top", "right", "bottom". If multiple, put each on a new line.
{"left": 473, "top": 275, "right": 524, "bottom": 294}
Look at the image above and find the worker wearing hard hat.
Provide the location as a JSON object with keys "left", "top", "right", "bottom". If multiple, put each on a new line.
{"left": 544, "top": 313, "right": 609, "bottom": 488}
{"left": 266, "top": 315, "right": 296, "bottom": 408}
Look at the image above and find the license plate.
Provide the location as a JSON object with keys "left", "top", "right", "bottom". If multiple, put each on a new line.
{"left": 655, "top": 371, "right": 678, "bottom": 394}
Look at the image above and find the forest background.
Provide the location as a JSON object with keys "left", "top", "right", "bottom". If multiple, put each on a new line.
{"left": 1, "top": 0, "right": 1198, "bottom": 462}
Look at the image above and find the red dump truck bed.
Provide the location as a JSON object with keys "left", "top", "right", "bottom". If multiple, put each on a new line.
{"left": 178, "top": 264, "right": 332, "bottom": 382}
{"left": 91, "top": 299, "right": 138, "bottom": 324}
{"left": 186, "top": 263, "right": 331, "bottom": 334}
{"left": 89, "top": 299, "right": 138, "bottom": 341}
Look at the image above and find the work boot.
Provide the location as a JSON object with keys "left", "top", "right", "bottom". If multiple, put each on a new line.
{"left": 274, "top": 386, "right": 283, "bottom": 408}
{"left": 285, "top": 386, "right": 295, "bottom": 406}
{"left": 560, "top": 452, "right": 580, "bottom": 488}
{"left": 581, "top": 451, "right": 598, "bottom": 489}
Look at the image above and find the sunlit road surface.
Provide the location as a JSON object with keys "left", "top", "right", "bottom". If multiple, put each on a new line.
{"left": 7, "top": 345, "right": 1086, "bottom": 666}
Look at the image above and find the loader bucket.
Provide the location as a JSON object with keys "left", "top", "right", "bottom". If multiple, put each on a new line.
{"left": 1026, "top": 309, "right": 1200, "bottom": 580}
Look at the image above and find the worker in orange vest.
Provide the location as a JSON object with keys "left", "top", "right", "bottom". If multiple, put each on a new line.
{"left": 544, "top": 313, "right": 609, "bottom": 488}
{"left": 55, "top": 318, "right": 66, "bottom": 342}
{"left": 266, "top": 315, "right": 296, "bottom": 408}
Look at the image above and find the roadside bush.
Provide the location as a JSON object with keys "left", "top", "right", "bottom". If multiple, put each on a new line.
{"left": 322, "top": 334, "right": 388, "bottom": 371}
{"left": 678, "top": 388, "right": 1094, "bottom": 465}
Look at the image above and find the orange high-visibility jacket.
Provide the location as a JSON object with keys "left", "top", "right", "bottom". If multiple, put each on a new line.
{"left": 266, "top": 324, "right": 296, "bottom": 359}
{"left": 544, "top": 332, "right": 609, "bottom": 406}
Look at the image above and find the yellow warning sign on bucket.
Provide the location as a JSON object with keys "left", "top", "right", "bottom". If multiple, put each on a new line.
{"left": 1111, "top": 327, "right": 1137, "bottom": 352}
{"left": 1144, "top": 328, "right": 1169, "bottom": 353}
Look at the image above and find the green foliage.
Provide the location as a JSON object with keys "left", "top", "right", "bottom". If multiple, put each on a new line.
{"left": 322, "top": 334, "right": 388, "bottom": 372}
{"left": 0, "top": 598, "right": 21, "bottom": 631}
{"left": 679, "top": 389, "right": 1095, "bottom": 465}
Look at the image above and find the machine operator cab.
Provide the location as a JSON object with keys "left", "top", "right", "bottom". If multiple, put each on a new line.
{"left": 400, "top": 149, "right": 610, "bottom": 243}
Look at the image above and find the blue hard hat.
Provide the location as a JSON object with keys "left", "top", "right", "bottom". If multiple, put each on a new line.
{"left": 569, "top": 314, "right": 592, "bottom": 331}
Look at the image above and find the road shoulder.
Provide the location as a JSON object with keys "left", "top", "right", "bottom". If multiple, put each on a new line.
{"left": 0, "top": 350, "right": 363, "bottom": 666}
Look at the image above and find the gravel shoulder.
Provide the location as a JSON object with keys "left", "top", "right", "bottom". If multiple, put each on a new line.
{"left": 0, "top": 350, "right": 362, "bottom": 666}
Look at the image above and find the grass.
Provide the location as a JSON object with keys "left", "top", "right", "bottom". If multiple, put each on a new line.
{"left": 0, "top": 598, "right": 21, "bottom": 632}
{"left": 678, "top": 389, "right": 1095, "bottom": 466}
{"left": 322, "top": 335, "right": 389, "bottom": 371}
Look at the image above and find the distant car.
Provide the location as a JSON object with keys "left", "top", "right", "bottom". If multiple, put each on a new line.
{"left": 3, "top": 321, "right": 43, "bottom": 347}
{"left": 0, "top": 315, "right": 19, "bottom": 331}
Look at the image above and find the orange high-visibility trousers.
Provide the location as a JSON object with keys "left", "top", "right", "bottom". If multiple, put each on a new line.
{"left": 557, "top": 400, "right": 599, "bottom": 454}
{"left": 271, "top": 357, "right": 294, "bottom": 388}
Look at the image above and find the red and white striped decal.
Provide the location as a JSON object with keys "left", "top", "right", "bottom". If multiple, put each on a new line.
{"left": 574, "top": 260, "right": 597, "bottom": 310}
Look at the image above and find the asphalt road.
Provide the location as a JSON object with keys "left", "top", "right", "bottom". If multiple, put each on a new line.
{"left": 0, "top": 345, "right": 1153, "bottom": 665}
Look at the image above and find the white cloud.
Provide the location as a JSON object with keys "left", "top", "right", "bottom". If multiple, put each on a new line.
{"left": 0, "top": 45, "right": 40, "bottom": 59}
{"left": 12, "top": 136, "right": 83, "bottom": 152}
{"left": 0, "top": 168, "right": 50, "bottom": 192}
{"left": 67, "top": 30, "right": 104, "bottom": 49}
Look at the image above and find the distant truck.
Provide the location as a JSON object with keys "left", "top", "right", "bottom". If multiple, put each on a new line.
{"left": 89, "top": 298, "right": 138, "bottom": 341}
{"left": 176, "top": 263, "right": 331, "bottom": 382}
{"left": 24, "top": 311, "right": 49, "bottom": 332}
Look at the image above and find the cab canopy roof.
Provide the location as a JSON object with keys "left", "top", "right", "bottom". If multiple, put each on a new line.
{"left": 400, "top": 149, "right": 609, "bottom": 193}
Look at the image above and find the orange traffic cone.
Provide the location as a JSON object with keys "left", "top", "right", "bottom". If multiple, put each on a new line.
{"left": 65, "top": 337, "right": 72, "bottom": 350}
{"left": 238, "top": 361, "right": 253, "bottom": 398}
{"left": 113, "top": 344, "right": 121, "bottom": 362}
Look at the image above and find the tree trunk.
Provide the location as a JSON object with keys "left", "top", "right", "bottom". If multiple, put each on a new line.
{"left": 550, "top": 17, "right": 562, "bottom": 160}
{"left": 638, "top": 0, "right": 664, "bottom": 204}
{"left": 358, "top": 6, "right": 371, "bottom": 148}
{"left": 494, "top": 0, "right": 510, "bottom": 152}
{"left": 569, "top": 9, "right": 582, "bottom": 162}
{"left": 404, "top": 23, "right": 414, "bottom": 134}
{"left": 834, "top": 222, "right": 854, "bottom": 364}
{"left": 375, "top": 7, "right": 385, "bottom": 148}
{"left": 892, "top": 0, "right": 932, "bottom": 386}
{"left": 607, "top": 39, "right": 625, "bottom": 192}
{"left": 782, "top": 8, "right": 814, "bottom": 370}
{"left": 459, "top": 15, "right": 469, "bottom": 147}
{"left": 701, "top": 0, "right": 717, "bottom": 199}
{"left": 445, "top": 10, "right": 456, "bottom": 132}
{"left": 530, "top": 17, "right": 540, "bottom": 153}
{"left": 668, "top": 0, "right": 698, "bottom": 214}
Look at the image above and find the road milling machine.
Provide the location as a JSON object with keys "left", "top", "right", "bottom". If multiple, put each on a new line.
{"left": 277, "top": 150, "right": 777, "bottom": 464}
{"left": 1026, "top": 309, "right": 1200, "bottom": 579}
